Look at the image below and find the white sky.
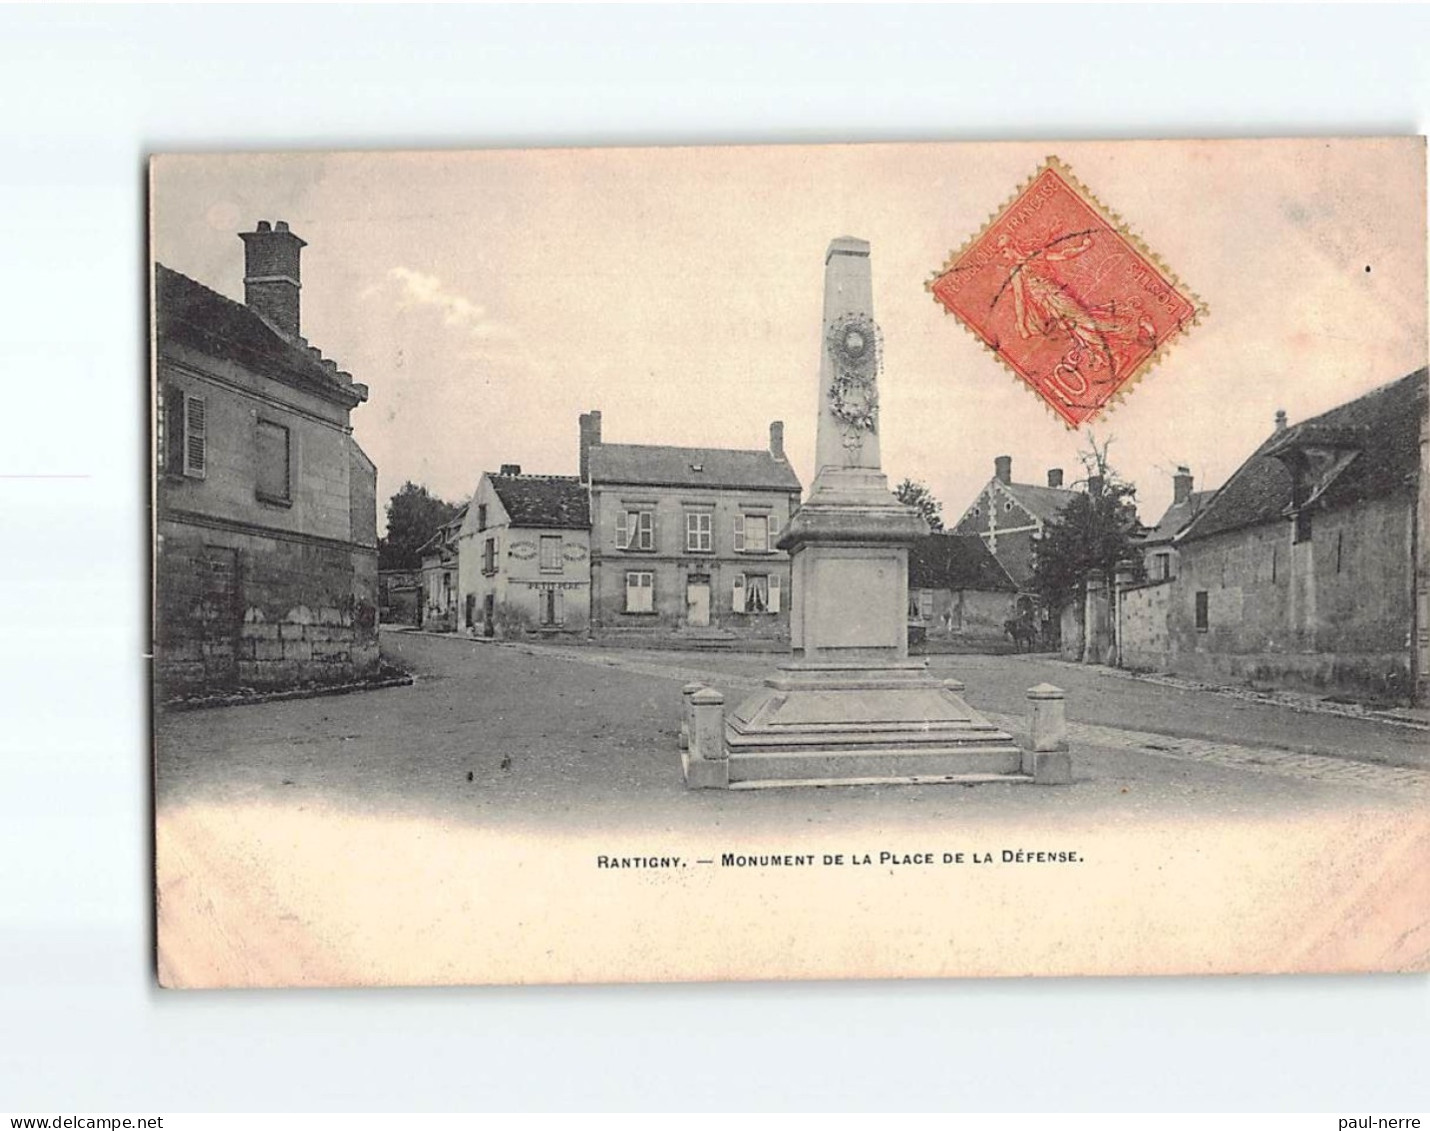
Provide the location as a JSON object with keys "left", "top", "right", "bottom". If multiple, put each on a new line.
{"left": 151, "top": 138, "right": 1426, "bottom": 532}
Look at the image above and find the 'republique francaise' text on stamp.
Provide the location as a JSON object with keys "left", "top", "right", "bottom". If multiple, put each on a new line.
{"left": 927, "top": 157, "right": 1206, "bottom": 427}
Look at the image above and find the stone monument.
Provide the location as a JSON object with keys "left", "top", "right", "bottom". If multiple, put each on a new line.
{"left": 683, "top": 236, "right": 1054, "bottom": 789}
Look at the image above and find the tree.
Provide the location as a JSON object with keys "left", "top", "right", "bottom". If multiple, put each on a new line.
{"left": 894, "top": 477, "right": 944, "bottom": 532}
{"left": 379, "top": 481, "right": 462, "bottom": 570}
{"left": 1029, "top": 436, "right": 1144, "bottom": 610}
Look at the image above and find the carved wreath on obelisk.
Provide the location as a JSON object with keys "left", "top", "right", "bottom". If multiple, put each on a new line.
{"left": 826, "top": 312, "right": 881, "bottom": 458}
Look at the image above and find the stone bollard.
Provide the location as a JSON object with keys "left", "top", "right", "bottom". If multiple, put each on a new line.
{"left": 679, "top": 682, "right": 705, "bottom": 750}
{"left": 684, "top": 687, "right": 729, "bottom": 789}
{"left": 1024, "top": 683, "right": 1071, "bottom": 785}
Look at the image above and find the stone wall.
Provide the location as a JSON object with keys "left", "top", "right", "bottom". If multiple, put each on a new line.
{"left": 156, "top": 517, "right": 380, "bottom": 696}
{"left": 1166, "top": 496, "right": 1414, "bottom": 700}
{"left": 1117, "top": 578, "right": 1174, "bottom": 670}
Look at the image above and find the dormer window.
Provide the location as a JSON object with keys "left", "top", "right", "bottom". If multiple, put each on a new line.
{"left": 690, "top": 462, "right": 704, "bottom": 473}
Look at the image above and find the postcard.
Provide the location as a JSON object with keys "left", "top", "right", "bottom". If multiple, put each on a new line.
{"left": 151, "top": 137, "right": 1429, "bottom": 987}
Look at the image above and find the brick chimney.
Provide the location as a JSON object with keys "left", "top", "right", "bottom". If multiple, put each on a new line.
{"left": 1047, "top": 468, "right": 1064, "bottom": 488}
{"left": 579, "top": 410, "right": 603, "bottom": 482}
{"left": 1274, "top": 409, "right": 1288, "bottom": 433}
{"left": 769, "top": 420, "right": 786, "bottom": 461}
{"left": 239, "top": 220, "right": 306, "bottom": 340}
{"left": 994, "top": 455, "right": 1012, "bottom": 485}
{"left": 1173, "top": 465, "right": 1194, "bottom": 505}
{"left": 499, "top": 464, "right": 522, "bottom": 477}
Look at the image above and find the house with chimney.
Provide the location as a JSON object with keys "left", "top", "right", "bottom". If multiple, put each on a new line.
{"left": 153, "top": 221, "right": 379, "bottom": 695}
{"left": 580, "top": 411, "right": 802, "bottom": 641}
{"left": 1117, "top": 370, "right": 1427, "bottom": 702}
{"left": 1138, "top": 466, "right": 1215, "bottom": 583}
{"left": 951, "top": 456, "right": 1079, "bottom": 588}
{"left": 456, "top": 466, "right": 592, "bottom": 637}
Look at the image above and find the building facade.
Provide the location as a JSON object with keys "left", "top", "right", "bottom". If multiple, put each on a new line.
{"left": 906, "top": 533, "right": 1020, "bottom": 646}
{"left": 1125, "top": 370, "right": 1426, "bottom": 702}
{"left": 951, "top": 456, "right": 1078, "bottom": 588}
{"left": 417, "top": 504, "right": 467, "bottom": 632}
{"left": 154, "top": 221, "right": 379, "bottom": 695}
{"left": 457, "top": 468, "right": 592, "bottom": 637}
{"left": 582, "top": 412, "right": 802, "bottom": 640}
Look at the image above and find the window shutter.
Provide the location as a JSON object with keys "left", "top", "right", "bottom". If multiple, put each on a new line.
{"left": 768, "top": 574, "right": 781, "bottom": 614}
{"left": 183, "top": 394, "right": 207, "bottom": 478}
{"left": 616, "top": 511, "right": 629, "bottom": 549}
{"left": 554, "top": 589, "right": 565, "bottom": 626}
{"left": 732, "top": 573, "right": 746, "bottom": 614}
{"left": 733, "top": 513, "right": 745, "bottom": 552}
{"left": 164, "top": 386, "right": 186, "bottom": 476}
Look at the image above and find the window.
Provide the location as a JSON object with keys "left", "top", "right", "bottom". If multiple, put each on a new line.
{"left": 616, "top": 509, "right": 654, "bottom": 551}
{"left": 733, "top": 573, "right": 780, "bottom": 614}
{"left": 625, "top": 571, "right": 654, "bottom": 613}
{"left": 734, "top": 513, "right": 769, "bottom": 553}
{"left": 161, "top": 386, "right": 207, "bottom": 479}
{"left": 482, "top": 537, "right": 496, "bottom": 575}
{"left": 477, "top": 504, "right": 487, "bottom": 531}
{"left": 1195, "top": 591, "right": 1209, "bottom": 631}
{"left": 920, "top": 589, "right": 934, "bottom": 619}
{"left": 539, "top": 587, "right": 565, "bottom": 626}
{"left": 539, "top": 535, "right": 562, "bottom": 573}
{"left": 256, "top": 420, "right": 290, "bottom": 503}
{"left": 686, "top": 511, "right": 712, "bottom": 552}
{"left": 1153, "top": 552, "right": 1171, "bottom": 582}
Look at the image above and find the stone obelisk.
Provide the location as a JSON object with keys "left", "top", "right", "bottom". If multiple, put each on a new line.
{"left": 709, "top": 237, "right": 1029, "bottom": 787}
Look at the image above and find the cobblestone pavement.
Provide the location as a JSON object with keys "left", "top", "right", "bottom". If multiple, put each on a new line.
{"left": 487, "top": 636, "right": 1430, "bottom": 798}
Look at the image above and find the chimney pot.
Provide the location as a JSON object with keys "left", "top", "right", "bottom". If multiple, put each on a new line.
{"left": 769, "top": 420, "right": 786, "bottom": 460}
{"left": 1274, "top": 409, "right": 1288, "bottom": 433}
{"left": 499, "top": 464, "right": 522, "bottom": 477}
{"left": 275, "top": 220, "right": 289, "bottom": 232}
{"left": 994, "top": 455, "right": 1012, "bottom": 485}
{"left": 1047, "top": 468, "right": 1064, "bottom": 488}
{"left": 1173, "top": 465, "right": 1194, "bottom": 505}
{"left": 579, "top": 409, "right": 603, "bottom": 483}
{"left": 240, "top": 220, "right": 307, "bottom": 340}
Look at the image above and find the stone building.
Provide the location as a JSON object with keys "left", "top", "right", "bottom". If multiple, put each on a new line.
{"left": 951, "top": 456, "right": 1078, "bottom": 587}
{"left": 457, "top": 467, "right": 592, "bottom": 637}
{"left": 153, "top": 221, "right": 378, "bottom": 695}
{"left": 1126, "top": 369, "right": 1426, "bottom": 701}
{"left": 581, "top": 411, "right": 802, "bottom": 641}
{"left": 416, "top": 504, "right": 467, "bottom": 632}
{"left": 906, "top": 533, "right": 1020, "bottom": 646}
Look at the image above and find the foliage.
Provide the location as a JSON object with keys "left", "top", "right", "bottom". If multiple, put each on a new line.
{"left": 379, "top": 481, "right": 462, "bottom": 571}
{"left": 1030, "top": 436, "right": 1144, "bottom": 610}
{"left": 894, "top": 477, "right": 944, "bottom": 532}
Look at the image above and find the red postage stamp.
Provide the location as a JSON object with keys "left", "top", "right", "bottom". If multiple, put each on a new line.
{"left": 927, "top": 157, "right": 1205, "bottom": 427}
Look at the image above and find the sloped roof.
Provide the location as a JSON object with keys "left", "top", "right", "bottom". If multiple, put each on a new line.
{"left": 489, "top": 474, "right": 591, "bottom": 529}
{"left": 1000, "top": 481, "right": 1079, "bottom": 523}
{"left": 1179, "top": 368, "right": 1426, "bottom": 544}
{"left": 154, "top": 264, "right": 366, "bottom": 408}
{"left": 909, "top": 533, "right": 1019, "bottom": 592}
{"left": 418, "top": 503, "right": 469, "bottom": 559}
{"left": 587, "top": 443, "right": 801, "bottom": 492}
{"left": 1142, "top": 489, "right": 1214, "bottom": 545}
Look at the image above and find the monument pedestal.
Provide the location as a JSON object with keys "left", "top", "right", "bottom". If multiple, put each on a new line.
{"left": 719, "top": 484, "right": 1031, "bottom": 788}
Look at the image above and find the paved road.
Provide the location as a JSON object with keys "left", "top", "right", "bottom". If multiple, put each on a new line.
{"left": 154, "top": 631, "right": 1430, "bottom": 987}
{"left": 157, "top": 631, "right": 1429, "bottom": 831}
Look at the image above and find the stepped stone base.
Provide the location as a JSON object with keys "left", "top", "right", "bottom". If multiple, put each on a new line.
{"left": 714, "top": 661, "right": 1032, "bottom": 789}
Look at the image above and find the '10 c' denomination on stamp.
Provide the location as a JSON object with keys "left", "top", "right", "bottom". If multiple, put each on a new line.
{"left": 928, "top": 157, "right": 1206, "bottom": 427}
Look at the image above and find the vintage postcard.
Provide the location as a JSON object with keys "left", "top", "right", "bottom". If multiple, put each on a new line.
{"left": 151, "top": 138, "right": 1429, "bottom": 988}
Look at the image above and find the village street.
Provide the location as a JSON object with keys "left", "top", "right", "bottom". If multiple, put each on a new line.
{"left": 154, "top": 629, "right": 1430, "bottom": 987}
